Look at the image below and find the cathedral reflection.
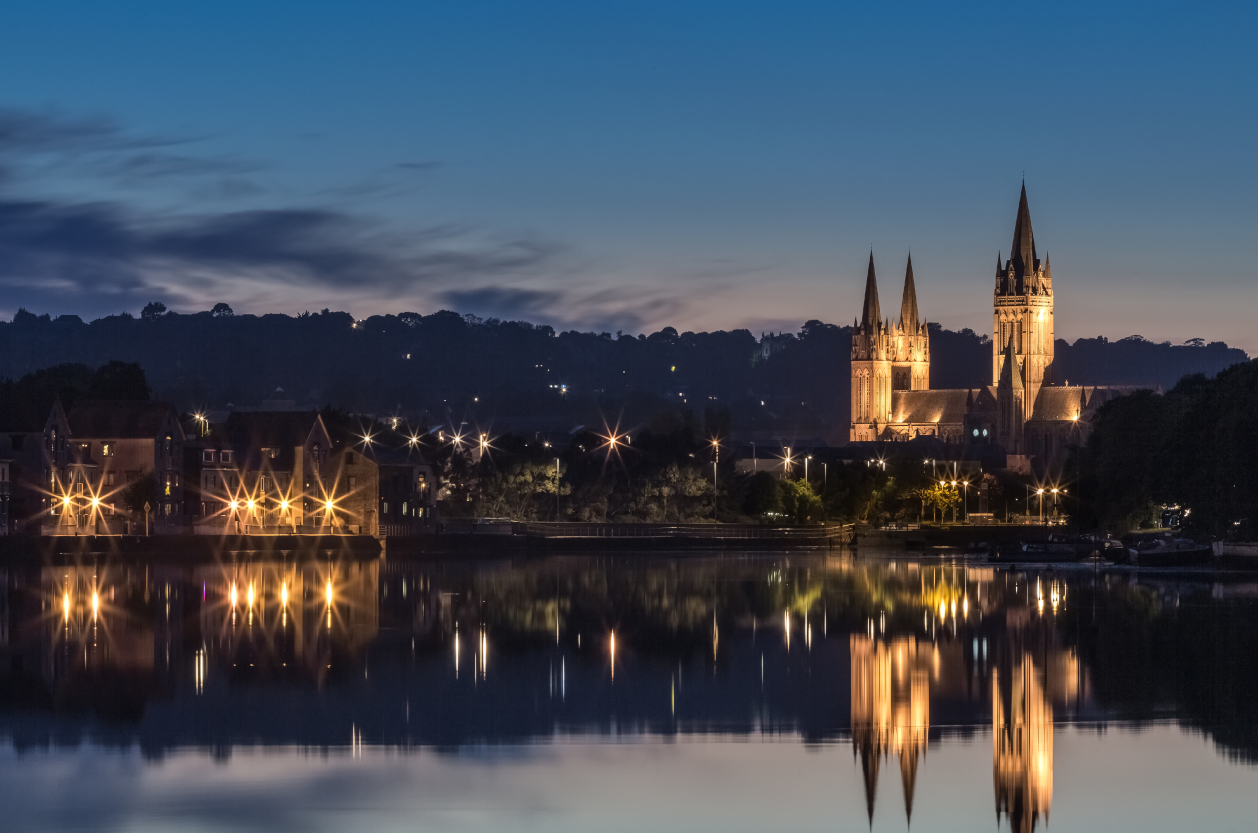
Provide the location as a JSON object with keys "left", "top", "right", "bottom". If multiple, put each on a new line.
{"left": 993, "top": 653, "right": 1054, "bottom": 833}
{"left": 850, "top": 567, "right": 1080, "bottom": 831}
{"left": 850, "top": 635, "right": 932, "bottom": 824}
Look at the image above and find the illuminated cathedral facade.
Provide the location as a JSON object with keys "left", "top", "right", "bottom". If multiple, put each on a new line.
{"left": 849, "top": 184, "right": 1128, "bottom": 464}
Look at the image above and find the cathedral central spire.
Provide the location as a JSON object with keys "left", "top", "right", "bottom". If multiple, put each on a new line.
{"left": 900, "top": 253, "right": 919, "bottom": 330}
{"left": 861, "top": 251, "right": 882, "bottom": 329}
{"left": 1010, "top": 181, "right": 1038, "bottom": 281}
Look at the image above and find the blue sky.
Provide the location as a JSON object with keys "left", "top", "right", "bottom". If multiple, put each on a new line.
{"left": 1, "top": 1, "right": 1255, "bottom": 349}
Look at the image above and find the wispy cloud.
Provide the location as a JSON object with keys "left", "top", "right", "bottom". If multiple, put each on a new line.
{"left": 0, "top": 105, "right": 718, "bottom": 332}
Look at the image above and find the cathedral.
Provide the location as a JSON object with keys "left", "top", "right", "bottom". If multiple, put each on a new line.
{"left": 849, "top": 183, "right": 1129, "bottom": 465}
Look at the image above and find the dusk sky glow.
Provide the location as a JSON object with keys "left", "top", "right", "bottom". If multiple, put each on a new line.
{"left": 1, "top": 1, "right": 1255, "bottom": 349}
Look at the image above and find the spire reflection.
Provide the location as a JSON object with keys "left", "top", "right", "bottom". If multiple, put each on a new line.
{"left": 993, "top": 654, "right": 1054, "bottom": 833}
{"left": 850, "top": 635, "right": 931, "bottom": 825}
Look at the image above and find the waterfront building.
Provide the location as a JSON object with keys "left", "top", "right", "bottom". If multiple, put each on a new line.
{"left": 40, "top": 400, "right": 187, "bottom": 534}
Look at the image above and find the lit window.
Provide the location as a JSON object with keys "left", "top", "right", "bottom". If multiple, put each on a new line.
{"left": 101, "top": 442, "right": 115, "bottom": 457}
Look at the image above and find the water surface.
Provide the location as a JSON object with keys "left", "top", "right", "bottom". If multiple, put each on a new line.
{"left": 1, "top": 553, "right": 1255, "bottom": 831}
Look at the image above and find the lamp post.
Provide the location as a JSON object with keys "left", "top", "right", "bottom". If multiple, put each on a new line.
{"left": 962, "top": 480, "right": 969, "bottom": 523}
{"left": 805, "top": 455, "right": 811, "bottom": 484}
{"left": 711, "top": 439, "right": 719, "bottom": 521}
{"left": 555, "top": 458, "right": 561, "bottom": 522}
{"left": 951, "top": 480, "right": 959, "bottom": 523}
{"left": 752, "top": 442, "right": 757, "bottom": 472}
{"left": 1037, "top": 489, "right": 1045, "bottom": 524}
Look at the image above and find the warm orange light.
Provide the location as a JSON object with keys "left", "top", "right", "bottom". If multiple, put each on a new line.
{"left": 325, "top": 500, "right": 334, "bottom": 513}
{"left": 281, "top": 582, "right": 288, "bottom": 606}
{"left": 247, "top": 499, "right": 255, "bottom": 511}
{"left": 230, "top": 584, "right": 238, "bottom": 607}
{"left": 281, "top": 499, "right": 289, "bottom": 511}
{"left": 247, "top": 583, "right": 255, "bottom": 608}
{"left": 325, "top": 579, "right": 333, "bottom": 606}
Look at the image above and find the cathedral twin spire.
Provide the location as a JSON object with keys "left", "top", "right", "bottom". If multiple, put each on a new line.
{"left": 858, "top": 252, "right": 919, "bottom": 332}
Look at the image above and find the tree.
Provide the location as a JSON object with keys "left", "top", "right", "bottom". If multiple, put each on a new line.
{"left": 743, "top": 472, "right": 783, "bottom": 518}
{"left": 211, "top": 302, "right": 234, "bottom": 318}
{"left": 121, "top": 472, "right": 157, "bottom": 515}
{"left": 474, "top": 460, "right": 570, "bottom": 520}
{"left": 141, "top": 301, "right": 167, "bottom": 320}
{"left": 90, "top": 361, "right": 150, "bottom": 400}
{"left": 780, "top": 478, "right": 823, "bottom": 524}
{"left": 918, "top": 482, "right": 961, "bottom": 520}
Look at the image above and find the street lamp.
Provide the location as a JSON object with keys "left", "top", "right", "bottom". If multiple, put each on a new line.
{"left": 555, "top": 458, "right": 561, "bottom": 522}
{"left": 1037, "top": 489, "right": 1045, "bottom": 524}
{"left": 805, "top": 455, "right": 812, "bottom": 483}
{"left": 711, "top": 439, "right": 720, "bottom": 520}
{"left": 951, "top": 480, "right": 959, "bottom": 523}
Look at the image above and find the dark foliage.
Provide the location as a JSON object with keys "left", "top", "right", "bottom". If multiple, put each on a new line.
{"left": 0, "top": 361, "right": 150, "bottom": 430}
{"left": 1075, "top": 359, "right": 1258, "bottom": 535}
{"left": 1, "top": 309, "right": 1245, "bottom": 443}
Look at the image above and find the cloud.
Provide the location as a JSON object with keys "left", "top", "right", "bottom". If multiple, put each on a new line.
{"left": 438, "top": 283, "right": 692, "bottom": 335}
{"left": 0, "top": 104, "right": 706, "bottom": 331}
{"left": 0, "top": 105, "right": 264, "bottom": 197}
{"left": 0, "top": 196, "right": 562, "bottom": 316}
{"left": 440, "top": 286, "right": 563, "bottom": 320}
{"left": 0, "top": 107, "right": 133, "bottom": 154}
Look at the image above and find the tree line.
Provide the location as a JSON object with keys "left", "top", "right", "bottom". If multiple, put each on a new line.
{"left": 1, "top": 306, "right": 1246, "bottom": 442}
{"left": 1072, "top": 359, "right": 1258, "bottom": 537}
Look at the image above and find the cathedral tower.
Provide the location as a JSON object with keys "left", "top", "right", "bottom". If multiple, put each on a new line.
{"left": 892, "top": 253, "right": 930, "bottom": 391}
{"left": 851, "top": 253, "right": 892, "bottom": 441}
{"left": 996, "top": 334, "right": 1026, "bottom": 453}
{"left": 993, "top": 183, "right": 1054, "bottom": 421}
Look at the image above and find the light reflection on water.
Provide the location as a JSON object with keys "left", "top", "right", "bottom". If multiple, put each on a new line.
{"left": 0, "top": 554, "right": 1255, "bottom": 832}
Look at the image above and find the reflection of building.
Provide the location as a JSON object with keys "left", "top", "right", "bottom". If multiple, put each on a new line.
{"left": 195, "top": 560, "right": 380, "bottom": 683}
{"left": 993, "top": 653, "right": 1053, "bottom": 833}
{"left": 850, "top": 635, "right": 931, "bottom": 825}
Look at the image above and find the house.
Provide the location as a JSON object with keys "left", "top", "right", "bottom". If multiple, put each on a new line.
{"left": 199, "top": 411, "right": 334, "bottom": 533}
{"left": 42, "top": 400, "right": 187, "bottom": 535}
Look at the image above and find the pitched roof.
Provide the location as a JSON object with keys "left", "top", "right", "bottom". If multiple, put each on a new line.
{"left": 1009, "top": 181, "right": 1038, "bottom": 280}
{"left": 900, "top": 253, "right": 919, "bottom": 329}
{"left": 66, "top": 400, "right": 181, "bottom": 440}
{"left": 225, "top": 411, "right": 326, "bottom": 450}
{"left": 997, "top": 336, "right": 1023, "bottom": 391}
{"left": 1029, "top": 386, "right": 1085, "bottom": 422}
{"left": 890, "top": 389, "right": 975, "bottom": 425}
{"left": 861, "top": 251, "right": 882, "bottom": 329}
